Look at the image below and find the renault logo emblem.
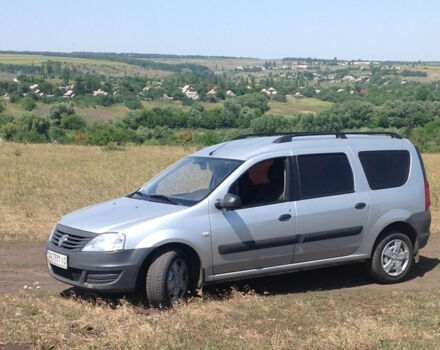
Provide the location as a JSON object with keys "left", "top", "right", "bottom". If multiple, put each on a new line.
{"left": 58, "top": 234, "right": 68, "bottom": 247}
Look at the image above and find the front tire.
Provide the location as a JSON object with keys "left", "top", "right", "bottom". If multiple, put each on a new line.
{"left": 368, "top": 231, "right": 414, "bottom": 284}
{"left": 146, "top": 249, "right": 189, "bottom": 307}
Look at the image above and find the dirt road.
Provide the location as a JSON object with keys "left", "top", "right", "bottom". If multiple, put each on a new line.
{"left": 1, "top": 238, "right": 439, "bottom": 295}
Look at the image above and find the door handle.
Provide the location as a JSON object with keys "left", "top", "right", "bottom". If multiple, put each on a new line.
{"left": 355, "top": 202, "right": 367, "bottom": 210}
{"left": 278, "top": 214, "right": 292, "bottom": 221}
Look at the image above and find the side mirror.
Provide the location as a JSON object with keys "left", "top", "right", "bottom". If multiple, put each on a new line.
{"left": 215, "top": 193, "right": 242, "bottom": 210}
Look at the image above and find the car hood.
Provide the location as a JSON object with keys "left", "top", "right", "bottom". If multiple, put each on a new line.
{"left": 59, "top": 196, "right": 186, "bottom": 233}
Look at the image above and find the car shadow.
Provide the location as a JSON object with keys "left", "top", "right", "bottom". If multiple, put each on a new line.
{"left": 203, "top": 255, "right": 440, "bottom": 298}
{"left": 59, "top": 255, "right": 439, "bottom": 306}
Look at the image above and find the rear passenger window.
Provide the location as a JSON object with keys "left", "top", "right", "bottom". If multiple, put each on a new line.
{"left": 297, "top": 153, "right": 354, "bottom": 199}
{"left": 359, "top": 150, "right": 410, "bottom": 190}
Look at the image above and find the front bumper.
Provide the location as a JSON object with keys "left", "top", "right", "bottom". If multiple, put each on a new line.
{"left": 46, "top": 241, "right": 152, "bottom": 292}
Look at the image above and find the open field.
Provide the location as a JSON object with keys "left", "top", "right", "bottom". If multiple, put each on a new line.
{"left": 0, "top": 54, "right": 172, "bottom": 78}
{"left": 0, "top": 143, "right": 438, "bottom": 243}
{"left": 399, "top": 65, "right": 440, "bottom": 83}
{"left": 267, "top": 97, "right": 333, "bottom": 116}
{"left": 0, "top": 54, "right": 129, "bottom": 67}
{"left": 142, "top": 57, "right": 265, "bottom": 72}
{"left": 0, "top": 143, "right": 439, "bottom": 349}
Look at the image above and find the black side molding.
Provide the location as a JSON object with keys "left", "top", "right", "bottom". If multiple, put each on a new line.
{"left": 218, "top": 236, "right": 296, "bottom": 255}
{"left": 218, "top": 226, "right": 363, "bottom": 255}
{"left": 297, "top": 226, "right": 363, "bottom": 244}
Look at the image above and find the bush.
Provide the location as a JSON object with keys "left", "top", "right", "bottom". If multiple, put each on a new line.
{"left": 103, "top": 142, "right": 126, "bottom": 151}
{"left": 124, "top": 96, "right": 142, "bottom": 110}
{"left": 272, "top": 93, "right": 287, "bottom": 102}
{"left": 0, "top": 122, "right": 17, "bottom": 140}
{"left": 96, "top": 95, "right": 114, "bottom": 107}
{"left": 0, "top": 113, "right": 14, "bottom": 126}
{"left": 60, "top": 114, "right": 86, "bottom": 130}
{"left": 49, "top": 102, "right": 75, "bottom": 125}
{"left": 135, "top": 126, "right": 153, "bottom": 143}
{"left": 193, "top": 130, "right": 221, "bottom": 145}
{"left": 250, "top": 115, "right": 287, "bottom": 134}
{"left": 49, "top": 127, "right": 66, "bottom": 143}
{"left": 15, "top": 130, "right": 47, "bottom": 143}
{"left": 20, "top": 97, "right": 36, "bottom": 111}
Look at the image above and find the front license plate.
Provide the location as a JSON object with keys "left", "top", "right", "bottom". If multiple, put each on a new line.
{"left": 47, "top": 250, "right": 68, "bottom": 269}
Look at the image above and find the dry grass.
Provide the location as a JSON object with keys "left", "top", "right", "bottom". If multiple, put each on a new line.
{"left": 424, "top": 154, "right": 440, "bottom": 234}
{"left": 0, "top": 143, "right": 438, "bottom": 243}
{"left": 1, "top": 289, "right": 439, "bottom": 349}
{"left": 0, "top": 143, "right": 194, "bottom": 242}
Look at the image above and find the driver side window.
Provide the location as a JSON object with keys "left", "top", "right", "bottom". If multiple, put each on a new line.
{"left": 229, "top": 157, "right": 288, "bottom": 207}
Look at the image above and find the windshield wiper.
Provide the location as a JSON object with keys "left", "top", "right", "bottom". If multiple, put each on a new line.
{"left": 132, "top": 189, "right": 150, "bottom": 201}
{"left": 148, "top": 194, "right": 180, "bottom": 205}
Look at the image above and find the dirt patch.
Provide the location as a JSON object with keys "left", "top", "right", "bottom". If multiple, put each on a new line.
{"left": 0, "top": 237, "right": 439, "bottom": 295}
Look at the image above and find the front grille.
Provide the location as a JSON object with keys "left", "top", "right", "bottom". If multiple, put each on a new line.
{"left": 51, "top": 225, "right": 94, "bottom": 250}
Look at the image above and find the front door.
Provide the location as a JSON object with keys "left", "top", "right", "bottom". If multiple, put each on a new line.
{"left": 210, "top": 156, "right": 296, "bottom": 275}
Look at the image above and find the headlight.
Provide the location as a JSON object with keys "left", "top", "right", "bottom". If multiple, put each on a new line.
{"left": 82, "top": 233, "right": 125, "bottom": 252}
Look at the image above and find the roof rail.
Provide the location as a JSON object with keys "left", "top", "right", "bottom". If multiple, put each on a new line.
{"left": 209, "top": 132, "right": 295, "bottom": 155}
{"left": 209, "top": 131, "right": 402, "bottom": 155}
{"left": 231, "top": 132, "right": 294, "bottom": 141}
{"left": 272, "top": 131, "right": 402, "bottom": 143}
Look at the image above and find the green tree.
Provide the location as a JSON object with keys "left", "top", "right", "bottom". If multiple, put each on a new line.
{"left": 60, "top": 114, "right": 86, "bottom": 130}
{"left": 62, "top": 67, "right": 71, "bottom": 85}
{"left": 49, "top": 102, "right": 75, "bottom": 125}
{"left": 17, "top": 112, "right": 51, "bottom": 135}
{"left": 20, "top": 97, "right": 37, "bottom": 111}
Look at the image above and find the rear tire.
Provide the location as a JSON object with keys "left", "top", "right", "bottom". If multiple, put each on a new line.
{"left": 367, "top": 231, "right": 414, "bottom": 284}
{"left": 146, "top": 249, "right": 189, "bottom": 307}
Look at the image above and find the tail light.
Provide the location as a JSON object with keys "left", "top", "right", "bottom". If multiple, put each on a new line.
{"left": 425, "top": 181, "right": 431, "bottom": 211}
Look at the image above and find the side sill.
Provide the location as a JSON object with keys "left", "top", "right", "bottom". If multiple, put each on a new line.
{"left": 206, "top": 254, "right": 368, "bottom": 284}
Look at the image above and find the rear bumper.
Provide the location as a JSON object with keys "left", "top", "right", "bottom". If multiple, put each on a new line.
{"left": 407, "top": 211, "right": 431, "bottom": 249}
{"left": 46, "top": 241, "right": 152, "bottom": 292}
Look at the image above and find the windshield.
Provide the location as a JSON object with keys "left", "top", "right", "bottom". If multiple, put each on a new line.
{"left": 133, "top": 157, "right": 243, "bottom": 206}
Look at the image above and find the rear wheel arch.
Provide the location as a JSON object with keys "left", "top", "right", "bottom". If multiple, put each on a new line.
{"left": 371, "top": 221, "right": 417, "bottom": 257}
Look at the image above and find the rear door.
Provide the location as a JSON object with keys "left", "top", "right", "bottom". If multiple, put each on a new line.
{"left": 293, "top": 150, "right": 370, "bottom": 263}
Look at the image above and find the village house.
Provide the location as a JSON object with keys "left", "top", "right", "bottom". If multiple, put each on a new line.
{"left": 162, "top": 93, "right": 173, "bottom": 101}
{"left": 93, "top": 89, "right": 108, "bottom": 97}
{"left": 226, "top": 90, "right": 236, "bottom": 97}
{"left": 206, "top": 88, "right": 216, "bottom": 96}
{"left": 261, "top": 87, "right": 278, "bottom": 97}
{"left": 342, "top": 75, "right": 356, "bottom": 83}
{"left": 181, "top": 85, "right": 199, "bottom": 100}
{"left": 63, "top": 90, "right": 75, "bottom": 99}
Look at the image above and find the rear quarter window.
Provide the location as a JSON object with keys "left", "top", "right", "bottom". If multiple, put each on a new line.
{"left": 358, "top": 150, "right": 410, "bottom": 190}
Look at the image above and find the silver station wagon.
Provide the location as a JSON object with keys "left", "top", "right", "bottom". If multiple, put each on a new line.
{"left": 46, "top": 132, "right": 431, "bottom": 306}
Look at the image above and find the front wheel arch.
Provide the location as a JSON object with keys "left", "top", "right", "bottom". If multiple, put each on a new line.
{"left": 135, "top": 243, "right": 201, "bottom": 294}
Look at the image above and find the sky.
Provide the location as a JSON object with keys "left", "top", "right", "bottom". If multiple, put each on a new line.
{"left": 1, "top": 0, "right": 439, "bottom": 61}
